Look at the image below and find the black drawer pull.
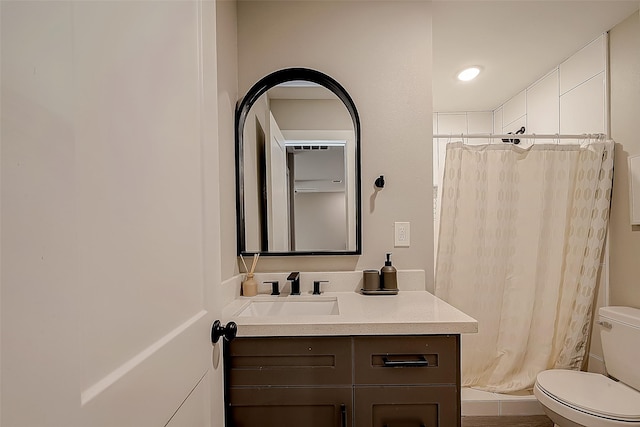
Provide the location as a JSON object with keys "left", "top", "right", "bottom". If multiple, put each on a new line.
{"left": 382, "top": 355, "right": 429, "bottom": 367}
{"left": 384, "top": 424, "right": 426, "bottom": 427}
{"left": 341, "top": 403, "right": 347, "bottom": 427}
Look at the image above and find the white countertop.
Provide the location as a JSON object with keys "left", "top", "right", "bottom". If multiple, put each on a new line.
{"left": 221, "top": 291, "right": 478, "bottom": 337}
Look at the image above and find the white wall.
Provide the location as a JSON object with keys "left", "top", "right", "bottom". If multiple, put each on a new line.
{"left": 271, "top": 98, "right": 353, "bottom": 131}
{"left": 216, "top": 0, "right": 240, "bottom": 281}
{"left": 608, "top": 10, "right": 640, "bottom": 323}
{"left": 494, "top": 35, "right": 607, "bottom": 138}
{"left": 433, "top": 111, "right": 494, "bottom": 188}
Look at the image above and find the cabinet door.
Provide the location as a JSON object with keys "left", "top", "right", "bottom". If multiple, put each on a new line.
{"left": 354, "top": 386, "right": 458, "bottom": 427}
{"left": 227, "top": 336, "right": 352, "bottom": 386}
{"left": 227, "top": 387, "right": 351, "bottom": 427}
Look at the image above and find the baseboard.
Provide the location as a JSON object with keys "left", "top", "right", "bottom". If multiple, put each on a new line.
{"left": 461, "top": 415, "right": 553, "bottom": 427}
{"left": 462, "top": 387, "right": 546, "bottom": 416}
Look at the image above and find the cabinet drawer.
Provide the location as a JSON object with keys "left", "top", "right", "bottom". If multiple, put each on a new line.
{"left": 228, "top": 387, "right": 352, "bottom": 427}
{"left": 354, "top": 385, "right": 459, "bottom": 427}
{"left": 226, "top": 337, "right": 352, "bottom": 386}
{"left": 354, "top": 335, "right": 458, "bottom": 385}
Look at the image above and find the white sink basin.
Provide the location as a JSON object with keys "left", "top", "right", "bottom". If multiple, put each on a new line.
{"left": 236, "top": 297, "right": 339, "bottom": 317}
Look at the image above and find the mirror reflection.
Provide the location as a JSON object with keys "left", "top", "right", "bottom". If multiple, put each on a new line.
{"left": 237, "top": 69, "right": 361, "bottom": 255}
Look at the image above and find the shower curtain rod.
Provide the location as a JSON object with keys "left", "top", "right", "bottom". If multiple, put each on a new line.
{"left": 432, "top": 133, "right": 607, "bottom": 139}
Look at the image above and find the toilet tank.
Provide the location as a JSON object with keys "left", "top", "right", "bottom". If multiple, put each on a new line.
{"left": 599, "top": 306, "right": 640, "bottom": 391}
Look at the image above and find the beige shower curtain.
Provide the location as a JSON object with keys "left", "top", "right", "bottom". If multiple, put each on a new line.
{"left": 435, "top": 140, "right": 614, "bottom": 393}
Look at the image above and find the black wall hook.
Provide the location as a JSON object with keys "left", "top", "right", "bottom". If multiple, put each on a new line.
{"left": 375, "top": 175, "right": 385, "bottom": 188}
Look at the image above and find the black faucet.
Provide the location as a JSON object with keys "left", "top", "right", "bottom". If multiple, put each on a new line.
{"left": 264, "top": 281, "right": 279, "bottom": 296}
{"left": 287, "top": 272, "right": 300, "bottom": 295}
{"left": 313, "top": 280, "right": 329, "bottom": 295}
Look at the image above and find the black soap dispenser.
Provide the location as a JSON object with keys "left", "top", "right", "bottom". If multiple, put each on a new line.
{"left": 380, "top": 253, "right": 398, "bottom": 291}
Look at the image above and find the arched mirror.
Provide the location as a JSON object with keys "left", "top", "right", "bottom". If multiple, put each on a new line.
{"left": 236, "top": 68, "right": 361, "bottom": 256}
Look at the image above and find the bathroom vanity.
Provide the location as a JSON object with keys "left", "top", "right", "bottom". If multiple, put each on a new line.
{"left": 221, "top": 291, "right": 477, "bottom": 427}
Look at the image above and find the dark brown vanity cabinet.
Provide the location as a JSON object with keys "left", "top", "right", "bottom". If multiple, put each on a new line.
{"left": 224, "top": 335, "right": 460, "bottom": 427}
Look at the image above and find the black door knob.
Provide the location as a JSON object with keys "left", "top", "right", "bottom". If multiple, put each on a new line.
{"left": 211, "top": 320, "right": 238, "bottom": 343}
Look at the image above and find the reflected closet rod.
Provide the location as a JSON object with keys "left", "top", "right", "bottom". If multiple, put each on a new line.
{"left": 432, "top": 133, "right": 607, "bottom": 139}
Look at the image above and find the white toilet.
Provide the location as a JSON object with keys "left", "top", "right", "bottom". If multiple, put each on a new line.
{"left": 534, "top": 306, "right": 640, "bottom": 427}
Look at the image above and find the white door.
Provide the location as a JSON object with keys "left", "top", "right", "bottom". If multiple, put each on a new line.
{"left": 1, "top": 1, "right": 224, "bottom": 426}
{"left": 268, "top": 113, "right": 291, "bottom": 251}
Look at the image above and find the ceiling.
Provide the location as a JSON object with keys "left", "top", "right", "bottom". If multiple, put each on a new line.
{"left": 432, "top": 1, "right": 639, "bottom": 112}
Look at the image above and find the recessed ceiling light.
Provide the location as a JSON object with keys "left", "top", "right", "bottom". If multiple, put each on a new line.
{"left": 457, "top": 67, "right": 480, "bottom": 82}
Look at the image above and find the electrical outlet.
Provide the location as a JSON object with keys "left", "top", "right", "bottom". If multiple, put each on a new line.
{"left": 394, "top": 222, "right": 410, "bottom": 247}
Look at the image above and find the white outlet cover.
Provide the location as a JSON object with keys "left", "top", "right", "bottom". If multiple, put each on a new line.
{"left": 394, "top": 222, "right": 410, "bottom": 247}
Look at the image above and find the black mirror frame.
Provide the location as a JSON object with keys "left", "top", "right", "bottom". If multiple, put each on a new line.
{"left": 235, "top": 68, "right": 362, "bottom": 256}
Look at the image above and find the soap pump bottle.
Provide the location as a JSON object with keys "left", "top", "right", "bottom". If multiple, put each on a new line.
{"left": 380, "top": 253, "right": 398, "bottom": 291}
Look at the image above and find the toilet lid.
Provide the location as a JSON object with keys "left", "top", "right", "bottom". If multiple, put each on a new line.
{"left": 536, "top": 370, "right": 640, "bottom": 421}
